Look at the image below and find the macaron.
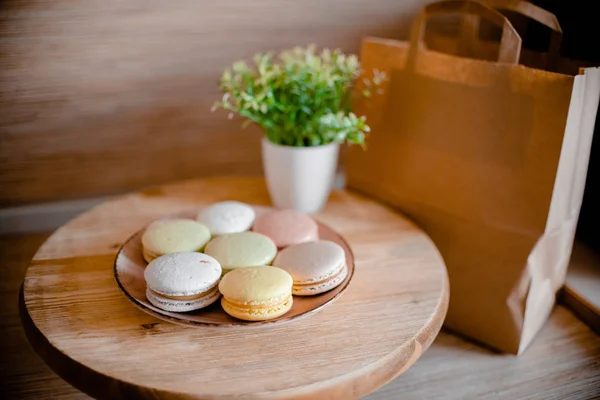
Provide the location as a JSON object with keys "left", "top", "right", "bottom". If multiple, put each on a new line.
{"left": 219, "top": 266, "right": 293, "bottom": 321}
{"left": 204, "top": 231, "right": 277, "bottom": 274}
{"left": 141, "top": 218, "right": 211, "bottom": 263}
{"left": 144, "top": 252, "right": 222, "bottom": 312}
{"left": 252, "top": 209, "right": 319, "bottom": 248}
{"left": 272, "top": 240, "right": 348, "bottom": 296}
{"left": 197, "top": 201, "right": 256, "bottom": 235}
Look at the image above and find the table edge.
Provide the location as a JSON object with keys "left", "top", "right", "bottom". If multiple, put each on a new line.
{"left": 19, "top": 177, "right": 450, "bottom": 399}
{"left": 20, "top": 279, "right": 449, "bottom": 400}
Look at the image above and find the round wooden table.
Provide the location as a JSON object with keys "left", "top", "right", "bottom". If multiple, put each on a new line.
{"left": 21, "top": 177, "right": 449, "bottom": 400}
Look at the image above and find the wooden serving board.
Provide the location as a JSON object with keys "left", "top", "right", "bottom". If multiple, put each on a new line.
{"left": 21, "top": 177, "right": 449, "bottom": 400}
{"left": 114, "top": 206, "right": 355, "bottom": 327}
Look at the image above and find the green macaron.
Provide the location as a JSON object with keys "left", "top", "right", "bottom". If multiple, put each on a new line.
{"left": 204, "top": 231, "right": 277, "bottom": 274}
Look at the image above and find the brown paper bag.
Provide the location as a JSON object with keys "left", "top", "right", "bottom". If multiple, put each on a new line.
{"left": 425, "top": 0, "right": 593, "bottom": 75}
{"left": 346, "top": 0, "right": 600, "bottom": 354}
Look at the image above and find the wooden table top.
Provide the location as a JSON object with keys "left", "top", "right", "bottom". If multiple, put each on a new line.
{"left": 21, "top": 177, "right": 449, "bottom": 400}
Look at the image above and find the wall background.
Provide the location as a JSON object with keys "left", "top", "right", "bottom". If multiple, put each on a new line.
{"left": 1, "top": 0, "right": 599, "bottom": 250}
{"left": 0, "top": 0, "right": 429, "bottom": 206}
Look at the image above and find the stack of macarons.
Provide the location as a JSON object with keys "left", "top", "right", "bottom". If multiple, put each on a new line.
{"left": 140, "top": 201, "right": 349, "bottom": 321}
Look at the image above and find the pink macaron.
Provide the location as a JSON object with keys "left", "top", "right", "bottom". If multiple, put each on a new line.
{"left": 273, "top": 240, "right": 348, "bottom": 296}
{"left": 252, "top": 209, "right": 319, "bottom": 248}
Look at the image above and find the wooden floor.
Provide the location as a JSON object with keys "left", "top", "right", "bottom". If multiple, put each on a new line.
{"left": 1, "top": 233, "right": 599, "bottom": 400}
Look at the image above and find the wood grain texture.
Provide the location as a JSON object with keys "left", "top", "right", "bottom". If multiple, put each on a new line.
{"left": 0, "top": 232, "right": 88, "bottom": 399}
{"left": 365, "top": 306, "right": 600, "bottom": 400}
{"left": 564, "top": 242, "right": 600, "bottom": 334}
{"left": 3, "top": 232, "right": 600, "bottom": 399}
{"left": 0, "top": 0, "right": 429, "bottom": 206}
{"left": 21, "top": 177, "right": 449, "bottom": 400}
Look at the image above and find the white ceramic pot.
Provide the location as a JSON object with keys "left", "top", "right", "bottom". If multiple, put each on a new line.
{"left": 262, "top": 137, "right": 339, "bottom": 214}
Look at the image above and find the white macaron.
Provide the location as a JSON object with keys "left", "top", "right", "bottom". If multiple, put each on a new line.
{"left": 197, "top": 201, "right": 256, "bottom": 235}
{"left": 144, "top": 252, "right": 222, "bottom": 312}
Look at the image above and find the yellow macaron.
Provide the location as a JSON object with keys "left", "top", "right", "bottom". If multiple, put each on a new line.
{"left": 218, "top": 267, "right": 293, "bottom": 321}
{"left": 141, "top": 218, "right": 211, "bottom": 263}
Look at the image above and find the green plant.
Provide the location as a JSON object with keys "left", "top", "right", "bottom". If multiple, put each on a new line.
{"left": 212, "top": 45, "right": 385, "bottom": 147}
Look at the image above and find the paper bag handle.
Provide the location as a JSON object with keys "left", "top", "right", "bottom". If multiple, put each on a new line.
{"left": 408, "top": 0, "right": 522, "bottom": 66}
{"left": 460, "top": 0, "right": 562, "bottom": 56}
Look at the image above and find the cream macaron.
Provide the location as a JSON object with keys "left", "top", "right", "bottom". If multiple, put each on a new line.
{"left": 197, "top": 201, "right": 256, "bottom": 235}
{"left": 141, "top": 218, "right": 211, "bottom": 263}
{"left": 144, "top": 252, "right": 222, "bottom": 312}
{"left": 252, "top": 209, "right": 319, "bottom": 248}
{"left": 219, "top": 266, "right": 293, "bottom": 321}
{"left": 272, "top": 240, "right": 348, "bottom": 295}
{"left": 204, "top": 231, "right": 277, "bottom": 274}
